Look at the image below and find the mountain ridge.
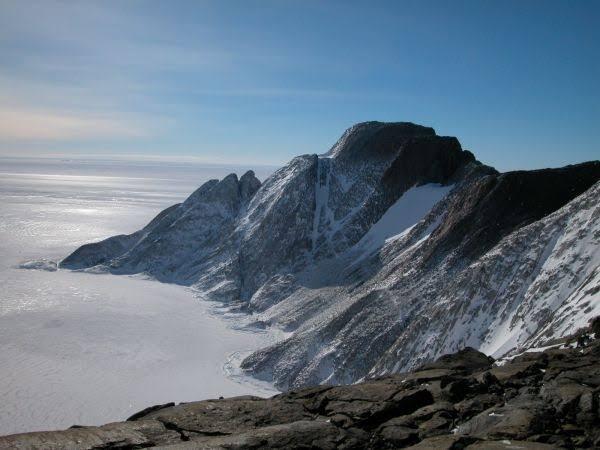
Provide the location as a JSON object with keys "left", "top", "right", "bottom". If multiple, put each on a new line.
{"left": 58, "top": 121, "right": 600, "bottom": 391}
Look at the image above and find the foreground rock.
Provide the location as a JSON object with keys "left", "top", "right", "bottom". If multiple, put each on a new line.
{"left": 2, "top": 323, "right": 598, "bottom": 449}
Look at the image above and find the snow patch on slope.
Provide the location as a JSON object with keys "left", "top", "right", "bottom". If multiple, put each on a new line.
{"left": 357, "top": 183, "right": 453, "bottom": 251}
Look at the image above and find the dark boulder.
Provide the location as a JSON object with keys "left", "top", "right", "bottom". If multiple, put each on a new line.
{"left": 419, "top": 347, "right": 495, "bottom": 372}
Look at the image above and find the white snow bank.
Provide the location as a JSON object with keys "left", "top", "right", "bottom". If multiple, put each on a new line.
{"left": 357, "top": 183, "right": 453, "bottom": 250}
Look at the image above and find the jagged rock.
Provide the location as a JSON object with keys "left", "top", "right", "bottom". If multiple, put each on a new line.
{"left": 162, "top": 420, "right": 369, "bottom": 450}
{"left": 0, "top": 420, "right": 182, "bottom": 449}
{"left": 127, "top": 402, "right": 175, "bottom": 421}
{"left": 419, "top": 347, "right": 495, "bottom": 372}
{"left": 134, "top": 395, "right": 310, "bottom": 436}
{"left": 2, "top": 338, "right": 599, "bottom": 449}
{"left": 591, "top": 317, "right": 600, "bottom": 336}
{"left": 376, "top": 423, "right": 419, "bottom": 447}
{"left": 455, "top": 398, "right": 553, "bottom": 441}
{"left": 239, "top": 170, "right": 262, "bottom": 202}
{"left": 488, "top": 360, "right": 543, "bottom": 382}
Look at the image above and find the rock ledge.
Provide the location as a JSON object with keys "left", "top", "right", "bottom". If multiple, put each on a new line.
{"left": 2, "top": 320, "right": 599, "bottom": 449}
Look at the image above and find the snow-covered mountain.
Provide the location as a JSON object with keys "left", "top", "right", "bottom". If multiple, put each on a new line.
{"left": 61, "top": 121, "right": 600, "bottom": 390}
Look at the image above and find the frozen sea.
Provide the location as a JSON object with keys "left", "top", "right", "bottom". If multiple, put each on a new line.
{"left": 0, "top": 157, "right": 277, "bottom": 435}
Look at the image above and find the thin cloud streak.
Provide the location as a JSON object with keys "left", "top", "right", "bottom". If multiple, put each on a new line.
{"left": 0, "top": 108, "right": 152, "bottom": 141}
{"left": 0, "top": 149, "right": 283, "bottom": 168}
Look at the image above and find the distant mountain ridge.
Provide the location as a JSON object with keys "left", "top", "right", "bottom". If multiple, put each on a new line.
{"left": 61, "top": 121, "right": 600, "bottom": 390}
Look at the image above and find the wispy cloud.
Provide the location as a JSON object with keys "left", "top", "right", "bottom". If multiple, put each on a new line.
{"left": 0, "top": 108, "right": 151, "bottom": 141}
{"left": 0, "top": 1, "right": 227, "bottom": 145}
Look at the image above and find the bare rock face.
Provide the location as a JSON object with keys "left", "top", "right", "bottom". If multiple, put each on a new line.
{"left": 425, "top": 161, "right": 600, "bottom": 261}
{"left": 239, "top": 170, "right": 261, "bottom": 201}
{"left": 419, "top": 347, "right": 495, "bottom": 372}
{"left": 2, "top": 327, "right": 598, "bottom": 449}
{"left": 60, "top": 171, "right": 262, "bottom": 294}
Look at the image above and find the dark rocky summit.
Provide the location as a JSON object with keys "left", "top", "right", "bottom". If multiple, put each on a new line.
{"left": 2, "top": 321, "right": 599, "bottom": 449}
{"left": 425, "top": 161, "right": 600, "bottom": 261}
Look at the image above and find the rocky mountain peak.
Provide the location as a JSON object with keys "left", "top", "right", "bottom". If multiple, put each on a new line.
{"left": 204, "top": 173, "right": 240, "bottom": 207}
{"left": 239, "top": 170, "right": 261, "bottom": 202}
{"left": 325, "top": 121, "right": 436, "bottom": 163}
{"left": 381, "top": 135, "right": 486, "bottom": 193}
{"left": 181, "top": 172, "right": 261, "bottom": 212}
{"left": 181, "top": 178, "right": 219, "bottom": 207}
{"left": 57, "top": 121, "right": 600, "bottom": 394}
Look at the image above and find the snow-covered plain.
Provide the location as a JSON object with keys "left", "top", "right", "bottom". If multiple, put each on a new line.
{"left": 0, "top": 157, "right": 277, "bottom": 435}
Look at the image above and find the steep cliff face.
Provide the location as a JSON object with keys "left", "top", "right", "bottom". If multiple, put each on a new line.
{"left": 242, "top": 167, "right": 600, "bottom": 389}
{"left": 61, "top": 171, "right": 262, "bottom": 296}
{"left": 59, "top": 121, "right": 600, "bottom": 391}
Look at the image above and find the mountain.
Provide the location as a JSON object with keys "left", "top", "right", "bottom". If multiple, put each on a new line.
{"left": 3, "top": 324, "right": 599, "bottom": 448}
{"left": 60, "top": 121, "right": 600, "bottom": 390}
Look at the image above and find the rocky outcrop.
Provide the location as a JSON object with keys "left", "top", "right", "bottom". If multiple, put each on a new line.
{"left": 425, "top": 161, "right": 600, "bottom": 261}
{"left": 61, "top": 171, "right": 262, "bottom": 295}
{"left": 2, "top": 322, "right": 598, "bottom": 449}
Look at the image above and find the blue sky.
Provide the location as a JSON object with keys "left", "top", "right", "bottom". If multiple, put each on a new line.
{"left": 0, "top": 0, "right": 598, "bottom": 170}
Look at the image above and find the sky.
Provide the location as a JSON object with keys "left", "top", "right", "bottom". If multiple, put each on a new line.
{"left": 0, "top": 0, "right": 598, "bottom": 170}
